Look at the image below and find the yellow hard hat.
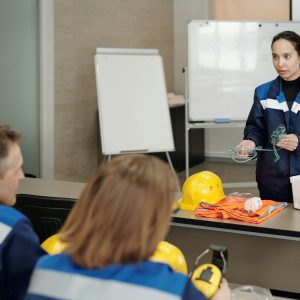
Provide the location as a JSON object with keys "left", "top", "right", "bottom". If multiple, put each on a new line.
{"left": 150, "top": 241, "right": 188, "bottom": 274}
{"left": 179, "top": 171, "right": 225, "bottom": 211}
{"left": 41, "top": 233, "right": 66, "bottom": 254}
{"left": 191, "top": 263, "right": 222, "bottom": 298}
{"left": 172, "top": 200, "right": 180, "bottom": 212}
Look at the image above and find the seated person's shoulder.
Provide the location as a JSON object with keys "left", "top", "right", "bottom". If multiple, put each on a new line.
{"left": 0, "top": 205, "right": 27, "bottom": 227}
{"left": 182, "top": 279, "right": 208, "bottom": 300}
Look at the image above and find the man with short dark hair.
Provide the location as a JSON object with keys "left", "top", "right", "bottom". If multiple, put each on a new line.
{"left": 0, "top": 125, "right": 45, "bottom": 300}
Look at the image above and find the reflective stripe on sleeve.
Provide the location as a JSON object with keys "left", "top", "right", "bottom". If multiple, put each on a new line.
{"left": 0, "top": 222, "right": 12, "bottom": 244}
{"left": 260, "top": 99, "right": 288, "bottom": 112}
{"left": 28, "top": 269, "right": 180, "bottom": 300}
{"left": 291, "top": 102, "right": 300, "bottom": 114}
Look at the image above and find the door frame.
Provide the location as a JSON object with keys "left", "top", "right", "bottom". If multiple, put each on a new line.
{"left": 40, "top": 0, "right": 54, "bottom": 179}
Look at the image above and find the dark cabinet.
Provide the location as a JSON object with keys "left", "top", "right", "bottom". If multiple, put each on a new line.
{"left": 154, "top": 105, "right": 204, "bottom": 172}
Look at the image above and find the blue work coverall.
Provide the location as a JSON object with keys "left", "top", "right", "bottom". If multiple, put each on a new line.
{"left": 0, "top": 205, "right": 46, "bottom": 300}
{"left": 244, "top": 76, "right": 300, "bottom": 202}
{"left": 26, "top": 253, "right": 207, "bottom": 300}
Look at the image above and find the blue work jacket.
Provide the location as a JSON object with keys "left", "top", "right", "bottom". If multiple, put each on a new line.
{"left": 244, "top": 76, "right": 300, "bottom": 202}
{"left": 26, "top": 253, "right": 207, "bottom": 300}
{"left": 0, "top": 205, "right": 46, "bottom": 300}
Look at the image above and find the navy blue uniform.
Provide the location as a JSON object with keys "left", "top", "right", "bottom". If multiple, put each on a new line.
{"left": 0, "top": 205, "right": 46, "bottom": 300}
{"left": 244, "top": 76, "right": 300, "bottom": 202}
{"left": 26, "top": 253, "right": 207, "bottom": 300}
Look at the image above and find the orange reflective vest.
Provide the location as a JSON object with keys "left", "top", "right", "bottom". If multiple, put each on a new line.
{"left": 194, "top": 200, "right": 287, "bottom": 224}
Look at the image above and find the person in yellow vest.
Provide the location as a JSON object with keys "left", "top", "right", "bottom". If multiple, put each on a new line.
{"left": 27, "top": 154, "right": 230, "bottom": 300}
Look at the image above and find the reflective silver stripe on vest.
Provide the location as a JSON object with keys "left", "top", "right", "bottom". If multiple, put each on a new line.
{"left": 291, "top": 102, "right": 300, "bottom": 114}
{"left": 0, "top": 222, "right": 12, "bottom": 244}
{"left": 260, "top": 99, "right": 288, "bottom": 112}
{"left": 28, "top": 269, "right": 180, "bottom": 300}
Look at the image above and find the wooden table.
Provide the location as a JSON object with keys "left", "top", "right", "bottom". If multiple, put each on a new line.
{"left": 18, "top": 178, "right": 86, "bottom": 199}
{"left": 167, "top": 205, "right": 300, "bottom": 297}
{"left": 18, "top": 178, "right": 299, "bottom": 297}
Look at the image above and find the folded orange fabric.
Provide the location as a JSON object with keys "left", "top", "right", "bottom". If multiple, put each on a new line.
{"left": 194, "top": 200, "right": 287, "bottom": 224}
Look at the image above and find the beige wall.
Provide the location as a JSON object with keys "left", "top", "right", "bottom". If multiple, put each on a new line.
{"left": 207, "top": 0, "right": 289, "bottom": 158}
{"left": 212, "top": 0, "right": 290, "bottom": 20}
{"left": 54, "top": 0, "right": 291, "bottom": 181}
{"left": 293, "top": 0, "right": 300, "bottom": 20}
{"left": 174, "top": 0, "right": 290, "bottom": 159}
{"left": 173, "top": 0, "right": 212, "bottom": 94}
{"left": 54, "top": 0, "right": 174, "bottom": 181}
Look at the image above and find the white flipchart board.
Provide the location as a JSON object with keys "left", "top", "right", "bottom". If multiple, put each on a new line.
{"left": 188, "top": 21, "right": 300, "bottom": 121}
{"left": 94, "top": 48, "right": 174, "bottom": 155}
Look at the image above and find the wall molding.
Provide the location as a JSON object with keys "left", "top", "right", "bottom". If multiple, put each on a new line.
{"left": 39, "top": 0, "right": 54, "bottom": 179}
{"left": 292, "top": 0, "right": 300, "bottom": 20}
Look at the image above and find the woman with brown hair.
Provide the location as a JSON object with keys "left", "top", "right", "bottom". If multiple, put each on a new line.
{"left": 26, "top": 154, "right": 229, "bottom": 300}
{"left": 238, "top": 31, "right": 300, "bottom": 202}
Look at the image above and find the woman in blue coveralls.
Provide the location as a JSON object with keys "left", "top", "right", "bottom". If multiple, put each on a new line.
{"left": 238, "top": 31, "right": 300, "bottom": 202}
{"left": 25, "top": 154, "right": 230, "bottom": 300}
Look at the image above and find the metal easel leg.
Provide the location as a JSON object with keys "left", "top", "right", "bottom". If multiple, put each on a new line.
{"left": 102, "top": 155, "right": 112, "bottom": 162}
{"left": 185, "top": 128, "right": 189, "bottom": 179}
{"left": 184, "top": 66, "right": 190, "bottom": 179}
{"left": 165, "top": 152, "right": 181, "bottom": 192}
